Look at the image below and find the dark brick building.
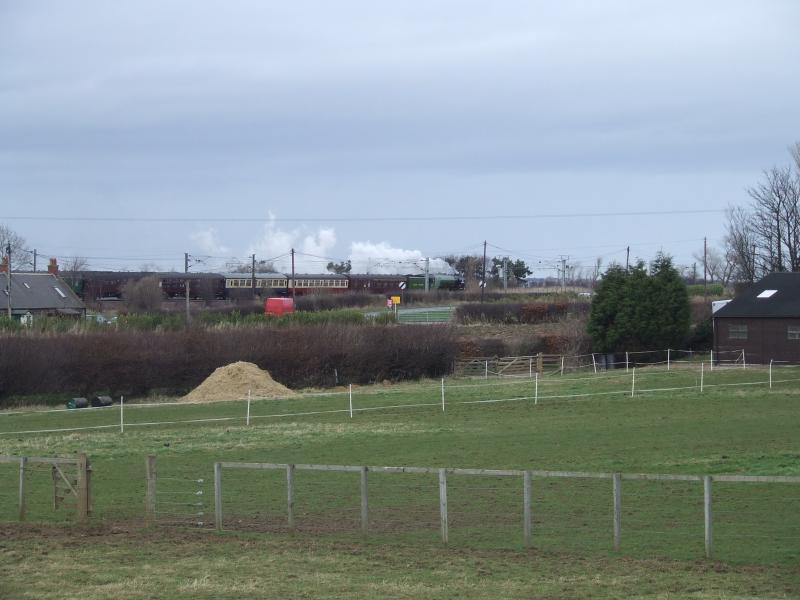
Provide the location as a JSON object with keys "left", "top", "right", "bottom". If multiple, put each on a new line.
{"left": 713, "top": 272, "right": 800, "bottom": 364}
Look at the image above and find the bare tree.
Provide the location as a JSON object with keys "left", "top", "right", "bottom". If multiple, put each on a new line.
{"left": 724, "top": 142, "right": 800, "bottom": 281}
{"left": 692, "top": 245, "right": 733, "bottom": 285}
{"left": 122, "top": 276, "right": 164, "bottom": 312}
{"left": 61, "top": 256, "right": 90, "bottom": 288}
{"left": 0, "top": 224, "right": 30, "bottom": 270}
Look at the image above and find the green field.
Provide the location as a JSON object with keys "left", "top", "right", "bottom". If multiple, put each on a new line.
{"left": 1, "top": 366, "right": 799, "bottom": 598}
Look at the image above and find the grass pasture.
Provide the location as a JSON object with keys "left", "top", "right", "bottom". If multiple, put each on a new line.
{"left": 1, "top": 364, "right": 799, "bottom": 598}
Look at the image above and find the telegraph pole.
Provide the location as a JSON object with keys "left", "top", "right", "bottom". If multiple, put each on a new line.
{"left": 251, "top": 254, "right": 257, "bottom": 298}
{"left": 480, "top": 240, "right": 487, "bottom": 303}
{"left": 751, "top": 244, "right": 757, "bottom": 282}
{"left": 184, "top": 252, "right": 191, "bottom": 324}
{"left": 503, "top": 256, "right": 508, "bottom": 291}
{"left": 626, "top": 246, "right": 630, "bottom": 271}
{"left": 291, "top": 248, "right": 296, "bottom": 300}
{"left": 560, "top": 256, "right": 568, "bottom": 292}
{"left": 33, "top": 249, "right": 37, "bottom": 273}
{"left": 703, "top": 236, "right": 708, "bottom": 302}
{"left": 424, "top": 257, "right": 430, "bottom": 293}
{"left": 5, "top": 244, "right": 11, "bottom": 319}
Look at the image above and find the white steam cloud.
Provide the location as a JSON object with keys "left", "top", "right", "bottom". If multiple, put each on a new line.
{"left": 189, "top": 227, "right": 230, "bottom": 255}
{"left": 348, "top": 241, "right": 452, "bottom": 275}
{"left": 247, "top": 215, "right": 337, "bottom": 273}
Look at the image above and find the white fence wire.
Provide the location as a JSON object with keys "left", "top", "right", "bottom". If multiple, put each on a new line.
{"left": 0, "top": 350, "right": 797, "bottom": 438}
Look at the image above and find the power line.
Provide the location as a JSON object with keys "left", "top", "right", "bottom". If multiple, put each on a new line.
{"left": 1, "top": 208, "right": 726, "bottom": 224}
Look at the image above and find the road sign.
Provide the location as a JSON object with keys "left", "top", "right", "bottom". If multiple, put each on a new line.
{"left": 399, "top": 281, "right": 407, "bottom": 290}
{"left": 391, "top": 295, "right": 401, "bottom": 305}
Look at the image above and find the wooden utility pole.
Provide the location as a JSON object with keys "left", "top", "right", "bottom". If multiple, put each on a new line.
{"left": 184, "top": 252, "right": 191, "bottom": 324}
{"left": 291, "top": 248, "right": 296, "bottom": 300}
{"left": 703, "top": 236, "right": 708, "bottom": 302}
{"left": 251, "top": 254, "right": 257, "bottom": 298}
{"left": 32, "top": 249, "right": 37, "bottom": 272}
{"left": 5, "top": 244, "right": 11, "bottom": 319}
{"left": 625, "top": 246, "right": 630, "bottom": 271}
{"left": 480, "top": 241, "right": 487, "bottom": 303}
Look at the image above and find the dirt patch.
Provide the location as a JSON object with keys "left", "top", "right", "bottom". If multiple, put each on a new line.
{"left": 182, "top": 361, "right": 296, "bottom": 402}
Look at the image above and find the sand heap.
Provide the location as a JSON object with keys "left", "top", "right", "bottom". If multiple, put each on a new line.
{"left": 182, "top": 362, "right": 296, "bottom": 403}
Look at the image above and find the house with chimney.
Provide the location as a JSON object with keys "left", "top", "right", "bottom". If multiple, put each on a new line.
{"left": 1, "top": 258, "right": 86, "bottom": 320}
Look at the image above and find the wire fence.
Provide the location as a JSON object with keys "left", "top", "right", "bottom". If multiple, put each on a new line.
{"left": 207, "top": 459, "right": 800, "bottom": 562}
{"left": 0, "top": 354, "right": 798, "bottom": 438}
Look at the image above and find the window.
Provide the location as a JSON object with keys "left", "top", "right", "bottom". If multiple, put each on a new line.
{"left": 757, "top": 289, "right": 778, "bottom": 299}
{"left": 728, "top": 324, "right": 748, "bottom": 340}
{"left": 788, "top": 326, "right": 800, "bottom": 340}
{"left": 53, "top": 287, "right": 67, "bottom": 298}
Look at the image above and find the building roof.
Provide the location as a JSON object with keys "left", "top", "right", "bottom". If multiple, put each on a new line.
{"left": 3, "top": 273, "right": 85, "bottom": 314}
{"left": 714, "top": 272, "right": 800, "bottom": 319}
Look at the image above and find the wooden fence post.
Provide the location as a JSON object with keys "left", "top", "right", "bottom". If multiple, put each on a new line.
{"left": 287, "top": 464, "right": 295, "bottom": 529}
{"left": 523, "top": 471, "right": 532, "bottom": 548}
{"left": 704, "top": 476, "right": 713, "bottom": 559}
{"left": 439, "top": 469, "right": 448, "bottom": 544}
{"left": 145, "top": 455, "right": 157, "bottom": 524}
{"left": 613, "top": 473, "right": 622, "bottom": 551}
{"left": 214, "top": 462, "right": 222, "bottom": 531}
{"left": 18, "top": 456, "right": 26, "bottom": 522}
{"left": 360, "top": 467, "right": 369, "bottom": 535}
{"left": 76, "top": 453, "right": 89, "bottom": 523}
{"left": 537, "top": 352, "right": 543, "bottom": 374}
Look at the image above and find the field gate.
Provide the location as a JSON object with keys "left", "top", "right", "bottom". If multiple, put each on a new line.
{"left": 0, "top": 454, "right": 91, "bottom": 522}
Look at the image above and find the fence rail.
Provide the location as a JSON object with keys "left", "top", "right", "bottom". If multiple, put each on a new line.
{"left": 210, "top": 459, "right": 800, "bottom": 559}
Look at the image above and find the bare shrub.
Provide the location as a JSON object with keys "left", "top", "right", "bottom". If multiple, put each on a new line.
{"left": 0, "top": 324, "right": 458, "bottom": 403}
{"left": 122, "top": 276, "right": 164, "bottom": 312}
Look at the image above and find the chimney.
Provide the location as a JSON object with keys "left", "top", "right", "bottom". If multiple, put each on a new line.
{"left": 48, "top": 258, "right": 59, "bottom": 275}
{"left": 0, "top": 256, "right": 7, "bottom": 274}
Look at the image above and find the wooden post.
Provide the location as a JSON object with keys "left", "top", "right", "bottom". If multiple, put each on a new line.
{"left": 484, "top": 360, "right": 488, "bottom": 379}
{"left": 214, "top": 462, "right": 222, "bottom": 531}
{"left": 441, "top": 378, "right": 445, "bottom": 413}
{"left": 145, "top": 455, "right": 157, "bottom": 524}
{"left": 287, "top": 464, "right": 295, "bottom": 529}
{"left": 560, "top": 356, "right": 564, "bottom": 376}
{"left": 438, "top": 469, "right": 448, "bottom": 544}
{"left": 76, "top": 453, "right": 89, "bottom": 523}
{"left": 18, "top": 456, "right": 26, "bottom": 522}
{"left": 537, "top": 352, "right": 543, "bottom": 375}
{"left": 631, "top": 368, "right": 636, "bottom": 398}
{"left": 704, "top": 476, "right": 713, "bottom": 559}
{"left": 360, "top": 467, "right": 369, "bottom": 535}
{"left": 246, "top": 389, "right": 251, "bottom": 426}
{"left": 613, "top": 473, "right": 621, "bottom": 551}
{"left": 529, "top": 357, "right": 532, "bottom": 378}
{"left": 625, "top": 351, "right": 629, "bottom": 373}
{"left": 534, "top": 373, "right": 539, "bottom": 405}
{"left": 523, "top": 471, "right": 532, "bottom": 548}
{"left": 592, "top": 353, "right": 597, "bottom": 374}
{"left": 667, "top": 348, "right": 671, "bottom": 371}
{"left": 769, "top": 360, "right": 773, "bottom": 389}
{"left": 742, "top": 349, "right": 746, "bottom": 369}
{"left": 120, "top": 396, "right": 124, "bottom": 434}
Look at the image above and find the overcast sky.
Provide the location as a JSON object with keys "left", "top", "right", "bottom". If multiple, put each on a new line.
{"left": 2, "top": 1, "right": 799, "bottom": 275}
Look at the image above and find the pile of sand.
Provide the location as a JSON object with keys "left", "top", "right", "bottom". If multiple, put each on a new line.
{"left": 182, "top": 361, "right": 296, "bottom": 403}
